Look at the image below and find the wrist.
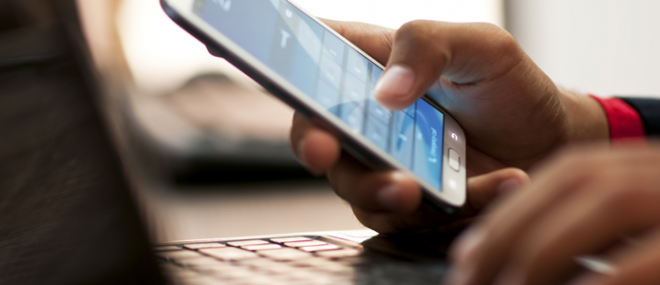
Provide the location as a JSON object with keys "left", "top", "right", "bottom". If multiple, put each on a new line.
{"left": 559, "top": 89, "right": 610, "bottom": 143}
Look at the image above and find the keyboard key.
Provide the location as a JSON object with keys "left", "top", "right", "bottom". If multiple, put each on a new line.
{"left": 284, "top": 240, "right": 327, "bottom": 247}
{"left": 235, "top": 259, "right": 298, "bottom": 277}
{"left": 201, "top": 247, "right": 259, "bottom": 261}
{"left": 157, "top": 250, "right": 206, "bottom": 260}
{"left": 253, "top": 262, "right": 297, "bottom": 274}
{"left": 315, "top": 249, "right": 360, "bottom": 259}
{"left": 184, "top": 243, "right": 226, "bottom": 250}
{"left": 227, "top": 240, "right": 270, "bottom": 246}
{"left": 242, "top": 244, "right": 282, "bottom": 251}
{"left": 193, "top": 265, "right": 238, "bottom": 275}
{"left": 282, "top": 270, "right": 318, "bottom": 281}
{"left": 234, "top": 258, "right": 279, "bottom": 268}
{"left": 296, "top": 275, "right": 343, "bottom": 285}
{"left": 258, "top": 248, "right": 313, "bottom": 261}
{"left": 290, "top": 258, "right": 336, "bottom": 268}
{"left": 270, "top": 237, "right": 312, "bottom": 243}
{"left": 236, "top": 275, "right": 281, "bottom": 285}
{"left": 177, "top": 262, "right": 233, "bottom": 274}
{"left": 160, "top": 263, "right": 200, "bottom": 279}
{"left": 154, "top": 245, "right": 181, "bottom": 251}
{"left": 300, "top": 244, "right": 341, "bottom": 252}
{"left": 212, "top": 266, "right": 254, "bottom": 280}
{"left": 175, "top": 257, "right": 227, "bottom": 268}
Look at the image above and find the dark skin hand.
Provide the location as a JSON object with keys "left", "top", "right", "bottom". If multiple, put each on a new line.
{"left": 448, "top": 144, "right": 660, "bottom": 285}
{"left": 290, "top": 19, "right": 609, "bottom": 233}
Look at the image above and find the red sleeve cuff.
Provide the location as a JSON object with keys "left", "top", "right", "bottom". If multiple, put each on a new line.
{"left": 591, "top": 95, "right": 646, "bottom": 140}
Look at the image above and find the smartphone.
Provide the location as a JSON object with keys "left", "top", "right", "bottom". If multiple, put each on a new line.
{"left": 161, "top": 0, "right": 467, "bottom": 212}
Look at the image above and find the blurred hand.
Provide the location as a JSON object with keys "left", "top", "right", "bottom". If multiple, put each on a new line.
{"left": 447, "top": 144, "right": 660, "bottom": 285}
{"left": 290, "top": 19, "right": 608, "bottom": 233}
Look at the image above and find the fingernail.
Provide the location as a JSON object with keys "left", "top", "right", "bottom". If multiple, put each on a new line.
{"left": 498, "top": 178, "right": 522, "bottom": 195}
{"left": 377, "top": 184, "right": 401, "bottom": 210}
{"left": 374, "top": 65, "right": 416, "bottom": 100}
{"left": 452, "top": 226, "right": 485, "bottom": 264}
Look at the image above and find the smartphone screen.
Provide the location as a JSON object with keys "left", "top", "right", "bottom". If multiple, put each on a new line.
{"left": 194, "top": 0, "right": 445, "bottom": 191}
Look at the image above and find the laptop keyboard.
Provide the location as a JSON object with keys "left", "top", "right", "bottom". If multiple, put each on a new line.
{"left": 156, "top": 236, "right": 363, "bottom": 285}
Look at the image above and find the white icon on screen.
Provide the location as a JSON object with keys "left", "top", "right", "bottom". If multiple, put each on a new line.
{"left": 280, "top": 30, "right": 291, "bottom": 48}
{"left": 285, "top": 9, "right": 293, "bottom": 18}
{"left": 213, "top": 0, "right": 231, "bottom": 11}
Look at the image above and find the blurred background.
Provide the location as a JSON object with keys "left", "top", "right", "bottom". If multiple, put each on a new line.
{"left": 75, "top": 0, "right": 660, "bottom": 243}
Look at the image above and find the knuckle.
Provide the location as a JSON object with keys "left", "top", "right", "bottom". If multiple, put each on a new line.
{"left": 472, "top": 22, "right": 507, "bottom": 37}
{"left": 471, "top": 22, "right": 517, "bottom": 51}
{"left": 396, "top": 20, "right": 433, "bottom": 44}
{"left": 491, "top": 35, "right": 519, "bottom": 56}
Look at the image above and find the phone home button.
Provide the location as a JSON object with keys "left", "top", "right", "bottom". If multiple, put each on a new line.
{"left": 448, "top": 148, "right": 460, "bottom": 172}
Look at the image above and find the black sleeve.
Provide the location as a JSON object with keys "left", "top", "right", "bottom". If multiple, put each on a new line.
{"left": 619, "top": 97, "right": 660, "bottom": 137}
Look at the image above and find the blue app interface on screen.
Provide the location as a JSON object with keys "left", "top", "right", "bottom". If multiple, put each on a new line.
{"left": 195, "top": 0, "right": 444, "bottom": 190}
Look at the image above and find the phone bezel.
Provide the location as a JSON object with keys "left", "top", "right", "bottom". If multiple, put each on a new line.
{"left": 161, "top": 0, "right": 466, "bottom": 208}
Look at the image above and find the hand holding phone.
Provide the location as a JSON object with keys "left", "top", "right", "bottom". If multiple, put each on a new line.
{"left": 291, "top": 18, "right": 611, "bottom": 234}
{"left": 163, "top": 0, "right": 469, "bottom": 213}
{"left": 162, "top": 0, "right": 601, "bottom": 233}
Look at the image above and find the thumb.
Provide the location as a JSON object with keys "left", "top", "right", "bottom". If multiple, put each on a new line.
{"left": 465, "top": 168, "right": 530, "bottom": 213}
{"left": 374, "top": 20, "right": 521, "bottom": 110}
